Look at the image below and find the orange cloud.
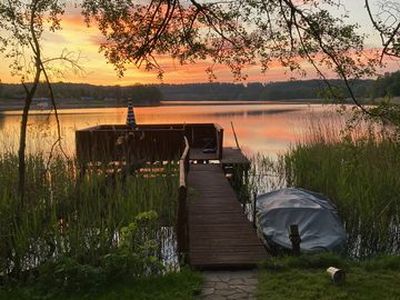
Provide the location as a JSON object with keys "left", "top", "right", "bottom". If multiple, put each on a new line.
{"left": 1, "top": 7, "right": 399, "bottom": 86}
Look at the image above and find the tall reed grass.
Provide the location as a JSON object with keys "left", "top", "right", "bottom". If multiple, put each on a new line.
{"left": 248, "top": 115, "right": 400, "bottom": 258}
{"left": 0, "top": 153, "right": 178, "bottom": 281}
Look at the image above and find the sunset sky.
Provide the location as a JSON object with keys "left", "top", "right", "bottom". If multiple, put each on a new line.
{"left": 0, "top": 0, "right": 399, "bottom": 86}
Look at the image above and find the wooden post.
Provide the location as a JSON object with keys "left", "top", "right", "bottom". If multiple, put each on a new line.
{"left": 230, "top": 121, "right": 240, "bottom": 149}
{"left": 253, "top": 192, "right": 257, "bottom": 228}
{"left": 176, "top": 185, "right": 188, "bottom": 259}
{"left": 289, "top": 224, "right": 301, "bottom": 256}
{"left": 176, "top": 136, "right": 190, "bottom": 265}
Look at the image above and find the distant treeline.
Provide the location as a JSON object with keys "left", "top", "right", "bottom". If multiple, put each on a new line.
{"left": 157, "top": 79, "right": 373, "bottom": 101}
{"left": 371, "top": 71, "right": 400, "bottom": 99}
{"left": 0, "top": 82, "right": 163, "bottom": 105}
{"left": 1, "top": 71, "right": 399, "bottom": 104}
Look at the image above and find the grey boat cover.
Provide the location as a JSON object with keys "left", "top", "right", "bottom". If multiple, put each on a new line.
{"left": 256, "top": 188, "right": 346, "bottom": 252}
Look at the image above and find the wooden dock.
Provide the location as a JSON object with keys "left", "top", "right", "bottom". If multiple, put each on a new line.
{"left": 76, "top": 122, "right": 266, "bottom": 270}
{"left": 187, "top": 164, "right": 266, "bottom": 270}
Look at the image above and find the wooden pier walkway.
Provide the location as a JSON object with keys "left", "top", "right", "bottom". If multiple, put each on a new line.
{"left": 187, "top": 164, "right": 266, "bottom": 270}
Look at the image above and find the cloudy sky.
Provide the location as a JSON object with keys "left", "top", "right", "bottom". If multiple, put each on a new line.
{"left": 0, "top": 0, "right": 399, "bottom": 85}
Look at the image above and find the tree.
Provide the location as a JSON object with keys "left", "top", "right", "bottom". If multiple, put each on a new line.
{"left": 363, "top": 0, "right": 400, "bottom": 127}
{"left": 366, "top": 0, "right": 400, "bottom": 61}
{"left": 80, "top": 0, "right": 400, "bottom": 126}
{"left": 81, "top": 0, "right": 380, "bottom": 111}
{"left": 0, "top": 1, "right": 81, "bottom": 205}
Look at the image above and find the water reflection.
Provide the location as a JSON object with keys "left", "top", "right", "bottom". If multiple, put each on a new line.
{"left": 0, "top": 103, "right": 331, "bottom": 156}
{"left": 0, "top": 112, "right": 5, "bottom": 130}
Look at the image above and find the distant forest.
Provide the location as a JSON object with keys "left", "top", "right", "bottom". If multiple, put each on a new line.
{"left": 371, "top": 71, "right": 400, "bottom": 99}
{"left": 157, "top": 80, "right": 373, "bottom": 101}
{"left": 0, "top": 71, "right": 399, "bottom": 104}
{"left": 0, "top": 83, "right": 163, "bottom": 105}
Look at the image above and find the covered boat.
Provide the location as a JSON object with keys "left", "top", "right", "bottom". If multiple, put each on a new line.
{"left": 256, "top": 188, "right": 346, "bottom": 253}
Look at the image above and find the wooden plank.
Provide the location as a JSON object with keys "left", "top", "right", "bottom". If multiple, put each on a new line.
{"left": 221, "top": 147, "right": 251, "bottom": 165}
{"left": 189, "top": 148, "right": 219, "bottom": 161}
{"left": 187, "top": 164, "right": 267, "bottom": 270}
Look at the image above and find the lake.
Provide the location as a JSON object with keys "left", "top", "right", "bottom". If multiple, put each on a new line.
{"left": 0, "top": 102, "right": 334, "bottom": 157}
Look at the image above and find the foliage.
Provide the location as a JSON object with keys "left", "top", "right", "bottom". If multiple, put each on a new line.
{"left": 0, "top": 0, "right": 83, "bottom": 209}
{"left": 80, "top": 0, "right": 400, "bottom": 125}
{"left": 0, "top": 82, "right": 163, "bottom": 104}
{"left": 0, "top": 268, "right": 202, "bottom": 300}
{"left": 0, "top": 1, "right": 64, "bottom": 75}
{"left": 37, "top": 257, "right": 106, "bottom": 294}
{"left": 371, "top": 71, "right": 400, "bottom": 99}
{"left": 0, "top": 153, "right": 179, "bottom": 282}
{"left": 257, "top": 254, "right": 400, "bottom": 300}
{"left": 0, "top": 79, "right": 373, "bottom": 103}
{"left": 82, "top": 0, "right": 378, "bottom": 89}
{"left": 249, "top": 117, "right": 400, "bottom": 258}
{"left": 366, "top": 0, "right": 400, "bottom": 60}
{"left": 283, "top": 133, "right": 400, "bottom": 257}
{"left": 35, "top": 212, "right": 163, "bottom": 293}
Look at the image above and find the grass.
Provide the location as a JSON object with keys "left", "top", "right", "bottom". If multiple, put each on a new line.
{"left": 0, "top": 152, "right": 179, "bottom": 282}
{"left": 0, "top": 268, "right": 202, "bottom": 300}
{"left": 283, "top": 127, "right": 400, "bottom": 258}
{"left": 247, "top": 116, "right": 400, "bottom": 258}
{"left": 257, "top": 254, "right": 400, "bottom": 300}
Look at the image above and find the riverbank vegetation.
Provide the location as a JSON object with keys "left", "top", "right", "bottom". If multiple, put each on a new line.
{"left": 0, "top": 268, "right": 201, "bottom": 300}
{"left": 0, "top": 153, "right": 205, "bottom": 298}
{"left": 248, "top": 116, "right": 400, "bottom": 258}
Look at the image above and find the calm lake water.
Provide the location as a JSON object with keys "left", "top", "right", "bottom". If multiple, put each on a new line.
{"left": 0, "top": 102, "right": 335, "bottom": 157}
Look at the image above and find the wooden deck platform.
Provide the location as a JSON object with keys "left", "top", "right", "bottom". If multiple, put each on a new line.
{"left": 187, "top": 164, "right": 266, "bottom": 270}
{"left": 189, "top": 147, "right": 251, "bottom": 166}
{"left": 221, "top": 147, "right": 250, "bottom": 166}
{"left": 189, "top": 148, "right": 219, "bottom": 161}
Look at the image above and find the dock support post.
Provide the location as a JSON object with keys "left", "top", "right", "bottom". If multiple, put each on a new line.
{"left": 252, "top": 192, "right": 257, "bottom": 228}
{"left": 289, "top": 224, "right": 301, "bottom": 256}
{"left": 177, "top": 186, "right": 189, "bottom": 264}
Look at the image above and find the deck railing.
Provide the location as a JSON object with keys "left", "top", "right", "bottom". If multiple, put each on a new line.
{"left": 75, "top": 123, "right": 224, "bottom": 164}
{"left": 215, "top": 124, "right": 224, "bottom": 159}
{"left": 176, "top": 136, "right": 190, "bottom": 263}
{"left": 76, "top": 125, "right": 185, "bottom": 164}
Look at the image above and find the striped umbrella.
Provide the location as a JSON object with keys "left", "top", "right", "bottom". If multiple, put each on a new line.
{"left": 126, "top": 101, "right": 137, "bottom": 128}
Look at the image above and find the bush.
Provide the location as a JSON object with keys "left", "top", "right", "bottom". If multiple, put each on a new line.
{"left": 35, "top": 211, "right": 163, "bottom": 294}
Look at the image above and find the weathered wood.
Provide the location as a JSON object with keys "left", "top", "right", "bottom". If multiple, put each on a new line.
{"left": 252, "top": 192, "right": 257, "bottom": 228}
{"left": 76, "top": 123, "right": 224, "bottom": 164}
{"left": 221, "top": 147, "right": 251, "bottom": 166}
{"left": 76, "top": 125, "right": 185, "bottom": 163}
{"left": 188, "top": 164, "right": 266, "bottom": 270}
{"left": 289, "top": 224, "right": 301, "bottom": 256}
{"left": 176, "top": 185, "right": 188, "bottom": 261}
{"left": 189, "top": 148, "right": 219, "bottom": 161}
{"left": 176, "top": 136, "right": 190, "bottom": 263}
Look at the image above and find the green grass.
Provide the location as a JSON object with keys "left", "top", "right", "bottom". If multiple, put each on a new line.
{"left": 247, "top": 120, "right": 400, "bottom": 258}
{"left": 283, "top": 135, "right": 400, "bottom": 257}
{"left": 0, "top": 269, "right": 202, "bottom": 300}
{"left": 257, "top": 254, "right": 400, "bottom": 300}
{"left": 0, "top": 153, "right": 179, "bottom": 281}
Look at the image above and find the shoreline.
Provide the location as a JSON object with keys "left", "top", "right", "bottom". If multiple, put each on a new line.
{"left": 0, "top": 99, "right": 330, "bottom": 114}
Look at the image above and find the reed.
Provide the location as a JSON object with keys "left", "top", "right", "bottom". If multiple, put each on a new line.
{"left": 0, "top": 152, "right": 179, "bottom": 281}
{"left": 249, "top": 117, "right": 400, "bottom": 258}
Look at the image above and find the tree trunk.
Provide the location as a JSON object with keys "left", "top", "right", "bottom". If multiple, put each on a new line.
{"left": 18, "top": 70, "right": 40, "bottom": 205}
{"left": 17, "top": 98, "right": 32, "bottom": 204}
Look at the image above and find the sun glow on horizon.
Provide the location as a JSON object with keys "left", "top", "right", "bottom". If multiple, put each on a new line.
{"left": 0, "top": 2, "right": 399, "bottom": 86}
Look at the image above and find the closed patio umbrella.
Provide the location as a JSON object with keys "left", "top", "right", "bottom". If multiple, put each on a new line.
{"left": 126, "top": 101, "right": 137, "bottom": 128}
